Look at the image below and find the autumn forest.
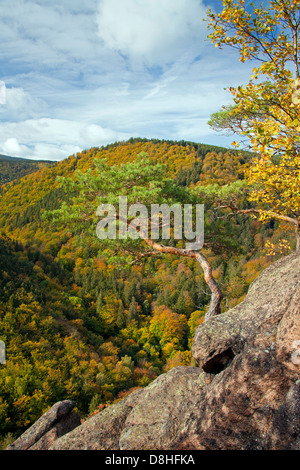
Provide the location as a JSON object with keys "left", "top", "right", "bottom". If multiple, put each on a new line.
{"left": 1, "top": 0, "right": 300, "bottom": 449}
{"left": 0, "top": 138, "right": 296, "bottom": 446}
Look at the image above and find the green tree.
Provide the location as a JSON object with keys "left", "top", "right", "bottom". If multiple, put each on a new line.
{"left": 116, "top": 301, "right": 126, "bottom": 329}
{"left": 44, "top": 154, "right": 223, "bottom": 319}
{"left": 127, "top": 296, "right": 139, "bottom": 325}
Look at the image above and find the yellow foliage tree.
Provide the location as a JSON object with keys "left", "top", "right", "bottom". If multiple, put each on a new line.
{"left": 207, "top": 0, "right": 300, "bottom": 248}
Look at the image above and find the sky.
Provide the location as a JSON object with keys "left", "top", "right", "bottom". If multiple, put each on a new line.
{"left": 0, "top": 0, "right": 255, "bottom": 161}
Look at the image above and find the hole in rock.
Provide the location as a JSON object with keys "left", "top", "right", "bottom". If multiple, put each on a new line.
{"left": 202, "top": 348, "right": 235, "bottom": 374}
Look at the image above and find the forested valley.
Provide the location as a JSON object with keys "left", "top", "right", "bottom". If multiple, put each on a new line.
{"left": 0, "top": 138, "right": 293, "bottom": 447}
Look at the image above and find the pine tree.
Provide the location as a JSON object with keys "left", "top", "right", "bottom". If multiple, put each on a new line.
{"left": 127, "top": 296, "right": 139, "bottom": 325}
{"left": 116, "top": 301, "right": 126, "bottom": 329}
{"left": 44, "top": 155, "right": 224, "bottom": 319}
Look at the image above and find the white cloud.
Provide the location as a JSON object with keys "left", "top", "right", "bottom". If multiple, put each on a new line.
{"left": 1, "top": 138, "right": 26, "bottom": 156}
{"left": 0, "top": 118, "right": 129, "bottom": 160}
{"left": 0, "top": 86, "right": 44, "bottom": 120}
{"left": 96, "top": 0, "right": 208, "bottom": 65}
{"left": 0, "top": 81, "right": 6, "bottom": 105}
{"left": 0, "top": 0, "right": 257, "bottom": 160}
{"left": 0, "top": 0, "right": 110, "bottom": 77}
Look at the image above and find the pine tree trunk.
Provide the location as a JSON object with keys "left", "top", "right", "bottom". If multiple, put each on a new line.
{"left": 193, "top": 252, "right": 223, "bottom": 320}
{"left": 139, "top": 234, "right": 223, "bottom": 321}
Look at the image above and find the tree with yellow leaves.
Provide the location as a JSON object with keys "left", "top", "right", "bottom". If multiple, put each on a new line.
{"left": 207, "top": 0, "right": 300, "bottom": 249}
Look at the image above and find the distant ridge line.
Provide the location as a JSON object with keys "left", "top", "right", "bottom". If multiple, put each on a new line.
{"left": 0, "top": 153, "right": 54, "bottom": 163}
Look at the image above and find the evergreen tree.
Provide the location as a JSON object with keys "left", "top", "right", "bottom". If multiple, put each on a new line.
{"left": 127, "top": 296, "right": 139, "bottom": 325}
{"left": 116, "top": 302, "right": 126, "bottom": 329}
{"left": 44, "top": 155, "right": 224, "bottom": 320}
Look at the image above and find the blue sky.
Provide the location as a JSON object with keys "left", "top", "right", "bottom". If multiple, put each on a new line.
{"left": 0, "top": 0, "right": 255, "bottom": 161}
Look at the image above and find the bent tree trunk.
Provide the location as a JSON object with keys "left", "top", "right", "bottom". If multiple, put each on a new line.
{"left": 116, "top": 215, "right": 223, "bottom": 320}
{"left": 193, "top": 251, "right": 223, "bottom": 319}
{"left": 139, "top": 234, "right": 223, "bottom": 321}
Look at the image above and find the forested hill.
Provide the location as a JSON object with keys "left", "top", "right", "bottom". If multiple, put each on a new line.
{"left": 0, "top": 138, "right": 252, "bottom": 237}
{"left": 0, "top": 138, "right": 290, "bottom": 447}
{"left": 0, "top": 153, "right": 54, "bottom": 186}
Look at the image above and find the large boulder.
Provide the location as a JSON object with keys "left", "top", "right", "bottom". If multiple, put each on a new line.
{"left": 191, "top": 250, "right": 300, "bottom": 373}
{"left": 48, "top": 389, "right": 144, "bottom": 450}
{"left": 6, "top": 400, "right": 81, "bottom": 450}
{"left": 50, "top": 367, "right": 207, "bottom": 451}
{"left": 177, "top": 250, "right": 300, "bottom": 450}
{"left": 8, "top": 251, "right": 300, "bottom": 450}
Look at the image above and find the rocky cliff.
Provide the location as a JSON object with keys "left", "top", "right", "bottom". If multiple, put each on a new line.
{"left": 7, "top": 251, "right": 300, "bottom": 451}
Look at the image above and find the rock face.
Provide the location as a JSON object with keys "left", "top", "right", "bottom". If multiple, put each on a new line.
{"left": 8, "top": 251, "right": 300, "bottom": 450}
{"left": 6, "top": 400, "right": 81, "bottom": 450}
